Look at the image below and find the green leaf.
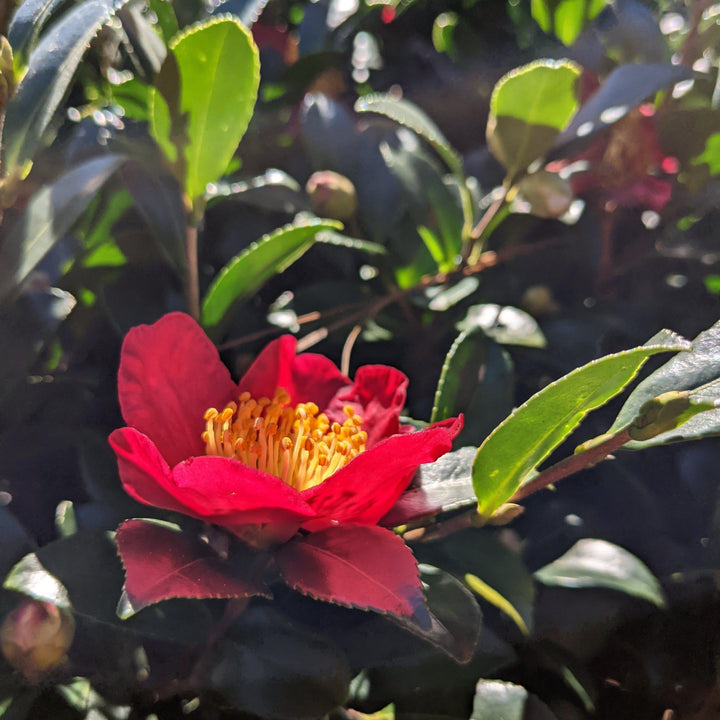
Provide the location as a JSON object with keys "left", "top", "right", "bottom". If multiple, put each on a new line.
{"left": 608, "top": 319, "right": 720, "bottom": 448}
{"left": 471, "top": 330, "right": 690, "bottom": 518}
{"left": 531, "top": 0, "right": 608, "bottom": 45}
{"left": 3, "top": 0, "right": 132, "bottom": 173}
{"left": 201, "top": 217, "right": 342, "bottom": 331}
{"left": 355, "top": 94, "right": 464, "bottom": 177}
{"left": 212, "top": 604, "right": 351, "bottom": 720}
{"left": 465, "top": 573, "right": 528, "bottom": 634}
{"left": 150, "top": 16, "right": 260, "bottom": 204}
{"left": 8, "top": 0, "right": 74, "bottom": 69}
{"left": 0, "top": 154, "right": 124, "bottom": 303}
{"left": 487, "top": 59, "right": 581, "bottom": 184}
{"left": 534, "top": 538, "right": 666, "bottom": 607}
{"left": 431, "top": 330, "right": 515, "bottom": 447}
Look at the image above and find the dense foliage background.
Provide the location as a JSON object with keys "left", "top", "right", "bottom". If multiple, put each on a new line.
{"left": 2, "top": 0, "right": 720, "bottom": 717}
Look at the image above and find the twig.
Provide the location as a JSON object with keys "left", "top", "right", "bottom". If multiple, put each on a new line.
{"left": 341, "top": 325, "right": 362, "bottom": 376}
{"left": 510, "top": 428, "right": 632, "bottom": 502}
{"left": 185, "top": 223, "right": 200, "bottom": 321}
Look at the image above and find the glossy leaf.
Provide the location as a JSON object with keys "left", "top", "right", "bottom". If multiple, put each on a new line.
{"left": 609, "top": 320, "right": 720, "bottom": 448}
{"left": 212, "top": 604, "right": 351, "bottom": 720}
{"left": 534, "top": 538, "right": 666, "bottom": 607}
{"left": 0, "top": 154, "right": 124, "bottom": 303}
{"left": 355, "top": 94, "right": 463, "bottom": 176}
{"left": 553, "top": 63, "right": 692, "bottom": 152}
{"left": 389, "top": 564, "right": 482, "bottom": 662}
{"left": 201, "top": 217, "right": 342, "bottom": 331}
{"left": 472, "top": 330, "right": 690, "bottom": 518}
{"left": 276, "top": 525, "right": 429, "bottom": 622}
{"left": 487, "top": 59, "right": 581, "bottom": 183}
{"left": 8, "top": 0, "right": 74, "bottom": 68}
{"left": 150, "top": 16, "right": 260, "bottom": 203}
{"left": 471, "top": 680, "right": 559, "bottom": 720}
{"left": 210, "top": 0, "right": 271, "bottom": 26}
{"left": 3, "top": 0, "right": 131, "bottom": 172}
{"left": 382, "top": 446, "right": 478, "bottom": 525}
{"left": 116, "top": 518, "right": 270, "bottom": 617}
{"left": 457, "top": 304, "right": 546, "bottom": 348}
{"left": 432, "top": 330, "right": 515, "bottom": 447}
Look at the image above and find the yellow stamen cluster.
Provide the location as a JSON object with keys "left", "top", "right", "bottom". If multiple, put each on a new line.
{"left": 202, "top": 387, "right": 367, "bottom": 491}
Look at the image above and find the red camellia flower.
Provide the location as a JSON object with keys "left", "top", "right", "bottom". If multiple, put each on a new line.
{"left": 109, "top": 313, "right": 462, "bottom": 621}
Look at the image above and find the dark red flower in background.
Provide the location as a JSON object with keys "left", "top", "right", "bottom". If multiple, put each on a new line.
{"left": 110, "top": 313, "right": 461, "bottom": 620}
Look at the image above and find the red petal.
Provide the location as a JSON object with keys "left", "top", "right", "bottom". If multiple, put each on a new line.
{"left": 118, "top": 313, "right": 238, "bottom": 466}
{"left": 237, "top": 335, "right": 349, "bottom": 407}
{"left": 117, "top": 519, "right": 270, "bottom": 612}
{"left": 276, "top": 525, "right": 429, "bottom": 621}
{"left": 110, "top": 428, "right": 316, "bottom": 529}
{"left": 326, "top": 366, "right": 408, "bottom": 447}
{"left": 301, "top": 416, "right": 463, "bottom": 530}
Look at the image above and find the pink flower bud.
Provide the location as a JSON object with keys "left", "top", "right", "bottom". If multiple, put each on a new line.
{"left": 306, "top": 170, "right": 358, "bottom": 220}
{"left": 1, "top": 600, "right": 74, "bottom": 682}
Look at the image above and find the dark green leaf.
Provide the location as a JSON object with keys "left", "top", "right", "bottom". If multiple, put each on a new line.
{"left": 472, "top": 330, "right": 690, "bottom": 518}
{"left": 534, "top": 538, "right": 666, "bottom": 606}
{"left": 0, "top": 154, "right": 124, "bottom": 303}
{"left": 0, "top": 508, "right": 35, "bottom": 577}
{"left": 355, "top": 94, "right": 463, "bottom": 176}
{"left": 201, "top": 217, "right": 342, "bottom": 331}
{"left": 609, "top": 320, "right": 720, "bottom": 447}
{"left": 212, "top": 604, "right": 351, "bottom": 719}
{"left": 487, "top": 59, "right": 581, "bottom": 184}
{"left": 8, "top": 0, "right": 74, "bottom": 68}
{"left": 432, "top": 330, "right": 515, "bottom": 447}
{"left": 3, "top": 0, "right": 132, "bottom": 172}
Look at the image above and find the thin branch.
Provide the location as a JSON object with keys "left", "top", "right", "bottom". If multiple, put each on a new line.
{"left": 185, "top": 222, "right": 200, "bottom": 322}
{"left": 341, "top": 325, "right": 362, "bottom": 376}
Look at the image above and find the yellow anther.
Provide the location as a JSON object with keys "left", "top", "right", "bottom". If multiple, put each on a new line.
{"left": 202, "top": 387, "right": 367, "bottom": 491}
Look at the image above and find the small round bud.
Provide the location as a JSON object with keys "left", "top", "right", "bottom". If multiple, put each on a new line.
{"left": 306, "top": 170, "right": 358, "bottom": 220}
{"left": 1, "top": 600, "right": 75, "bottom": 682}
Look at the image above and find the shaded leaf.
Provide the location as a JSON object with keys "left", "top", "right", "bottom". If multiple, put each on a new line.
{"left": 534, "top": 538, "right": 666, "bottom": 606}
{"left": 0, "top": 154, "right": 124, "bottom": 303}
{"left": 150, "top": 16, "right": 260, "bottom": 203}
{"left": 3, "top": 0, "right": 132, "bottom": 172}
{"left": 382, "top": 447, "right": 478, "bottom": 526}
{"left": 212, "top": 604, "right": 351, "bottom": 720}
{"left": 0, "top": 507, "right": 35, "bottom": 576}
{"left": 432, "top": 330, "right": 515, "bottom": 447}
{"left": 8, "top": 0, "right": 74, "bottom": 68}
{"left": 553, "top": 63, "right": 692, "bottom": 153}
{"left": 465, "top": 572, "right": 528, "bottom": 634}
{"left": 210, "top": 0, "right": 270, "bottom": 26}
{"left": 472, "top": 330, "right": 690, "bottom": 518}
{"left": 355, "top": 94, "right": 463, "bottom": 176}
{"left": 3, "top": 531, "right": 214, "bottom": 643}
{"left": 609, "top": 320, "right": 720, "bottom": 447}
{"left": 201, "top": 217, "right": 342, "bottom": 331}
{"left": 389, "top": 564, "right": 482, "bottom": 662}
{"left": 116, "top": 518, "right": 270, "bottom": 617}
{"left": 276, "top": 525, "right": 429, "bottom": 622}
{"left": 487, "top": 60, "right": 581, "bottom": 183}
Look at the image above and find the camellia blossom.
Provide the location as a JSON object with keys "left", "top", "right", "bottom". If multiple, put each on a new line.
{"left": 109, "top": 313, "right": 462, "bottom": 546}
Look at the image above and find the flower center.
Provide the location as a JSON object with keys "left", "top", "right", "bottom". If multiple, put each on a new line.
{"left": 202, "top": 388, "right": 367, "bottom": 491}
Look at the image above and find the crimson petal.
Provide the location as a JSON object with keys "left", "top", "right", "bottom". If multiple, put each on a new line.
{"left": 110, "top": 428, "right": 316, "bottom": 530}
{"left": 276, "top": 525, "right": 429, "bottom": 622}
{"left": 237, "top": 335, "right": 349, "bottom": 407}
{"left": 117, "top": 519, "right": 270, "bottom": 614}
{"left": 118, "top": 312, "right": 238, "bottom": 466}
{"left": 326, "top": 365, "right": 408, "bottom": 447}
{"left": 301, "top": 416, "right": 462, "bottom": 530}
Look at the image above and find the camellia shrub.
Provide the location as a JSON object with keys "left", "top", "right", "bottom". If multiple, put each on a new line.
{"left": 2, "top": 0, "right": 720, "bottom": 717}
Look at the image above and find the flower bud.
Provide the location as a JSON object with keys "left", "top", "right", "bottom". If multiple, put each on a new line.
{"left": 516, "top": 170, "right": 574, "bottom": 219}
{"left": 306, "top": 170, "right": 357, "bottom": 220}
{"left": 1, "top": 600, "right": 75, "bottom": 681}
